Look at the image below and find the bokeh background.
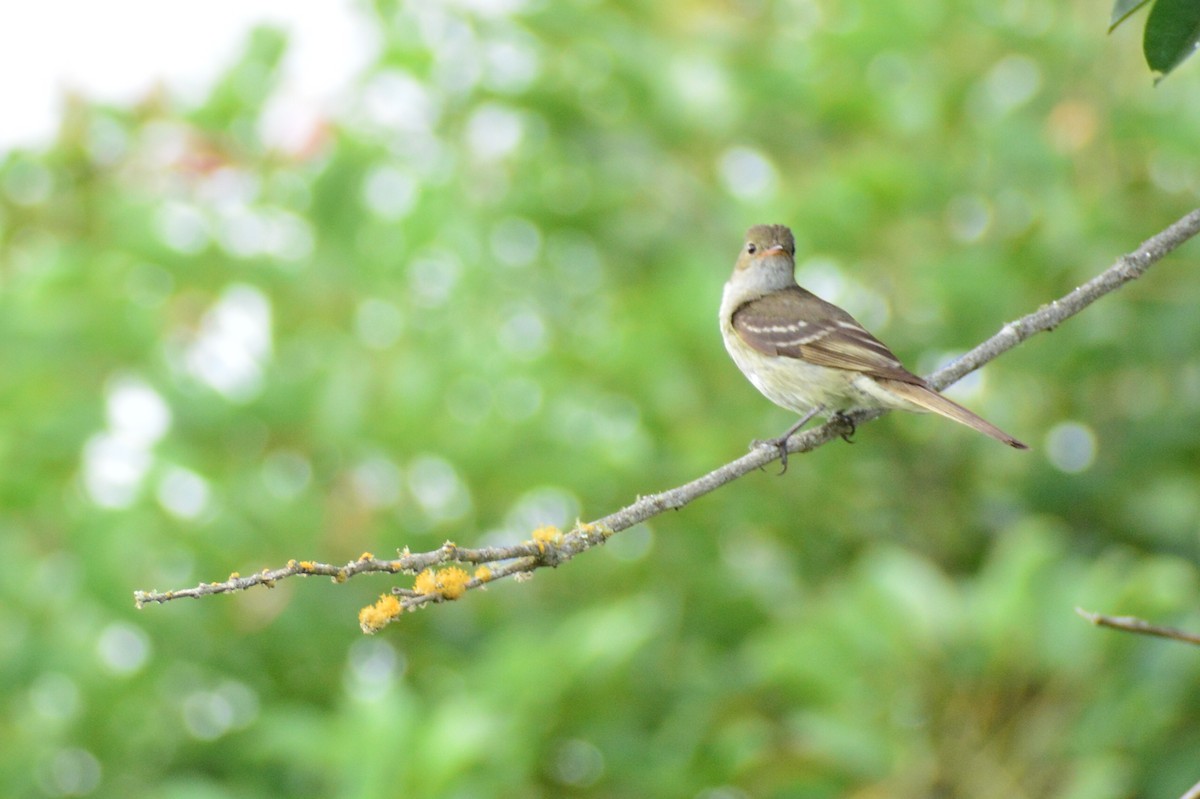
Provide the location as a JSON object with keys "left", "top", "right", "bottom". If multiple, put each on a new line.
{"left": 3, "top": 0, "right": 1200, "bottom": 797}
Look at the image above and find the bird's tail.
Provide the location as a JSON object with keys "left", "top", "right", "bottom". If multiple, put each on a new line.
{"left": 879, "top": 379, "right": 1029, "bottom": 450}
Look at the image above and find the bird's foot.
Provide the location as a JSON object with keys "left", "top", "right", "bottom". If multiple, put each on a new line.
{"left": 751, "top": 433, "right": 794, "bottom": 474}
{"left": 748, "top": 406, "right": 825, "bottom": 475}
{"left": 832, "top": 411, "right": 857, "bottom": 444}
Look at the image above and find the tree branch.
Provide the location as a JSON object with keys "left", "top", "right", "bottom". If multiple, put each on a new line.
{"left": 134, "top": 208, "right": 1200, "bottom": 632}
{"left": 1075, "top": 607, "right": 1200, "bottom": 646}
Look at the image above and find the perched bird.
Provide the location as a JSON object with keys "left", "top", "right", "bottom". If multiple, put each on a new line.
{"left": 719, "top": 223, "right": 1027, "bottom": 467}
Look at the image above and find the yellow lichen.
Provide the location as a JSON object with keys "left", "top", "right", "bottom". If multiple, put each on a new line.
{"left": 577, "top": 521, "right": 613, "bottom": 539}
{"left": 359, "top": 552, "right": 374, "bottom": 561}
{"left": 437, "top": 567, "right": 470, "bottom": 600}
{"left": 532, "top": 525, "right": 563, "bottom": 545}
{"left": 474, "top": 565, "right": 492, "bottom": 582}
{"left": 414, "top": 568, "right": 438, "bottom": 595}
{"left": 229, "top": 572, "right": 241, "bottom": 580}
{"left": 413, "top": 566, "right": 471, "bottom": 600}
{"left": 358, "top": 594, "right": 403, "bottom": 634}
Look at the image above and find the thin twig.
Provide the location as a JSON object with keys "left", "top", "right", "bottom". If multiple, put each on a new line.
{"left": 1075, "top": 607, "right": 1200, "bottom": 646}
{"left": 926, "top": 207, "right": 1200, "bottom": 391}
{"left": 134, "top": 208, "right": 1200, "bottom": 630}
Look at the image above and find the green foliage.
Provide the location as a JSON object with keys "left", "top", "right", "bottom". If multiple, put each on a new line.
{"left": 1144, "top": 0, "right": 1200, "bottom": 77}
{"left": 1112, "top": 0, "right": 1154, "bottom": 30}
{"left": 2, "top": 3, "right": 1200, "bottom": 798}
{"left": 1111, "top": 0, "right": 1200, "bottom": 80}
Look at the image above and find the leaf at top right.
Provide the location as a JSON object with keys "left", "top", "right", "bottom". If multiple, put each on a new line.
{"left": 1144, "top": 0, "right": 1200, "bottom": 79}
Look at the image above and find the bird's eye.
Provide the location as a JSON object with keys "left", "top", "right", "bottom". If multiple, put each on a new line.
{"left": 746, "top": 243, "right": 757, "bottom": 254}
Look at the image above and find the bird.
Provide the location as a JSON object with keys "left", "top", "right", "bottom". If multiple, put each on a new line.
{"left": 719, "top": 223, "right": 1028, "bottom": 468}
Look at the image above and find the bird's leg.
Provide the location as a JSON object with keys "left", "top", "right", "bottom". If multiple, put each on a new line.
{"left": 753, "top": 405, "right": 824, "bottom": 475}
{"left": 832, "top": 411, "right": 857, "bottom": 443}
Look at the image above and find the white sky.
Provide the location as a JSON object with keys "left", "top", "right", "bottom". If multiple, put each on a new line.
{"left": 0, "top": 0, "right": 375, "bottom": 152}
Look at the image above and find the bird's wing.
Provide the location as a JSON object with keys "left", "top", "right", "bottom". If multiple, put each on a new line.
{"left": 731, "top": 286, "right": 922, "bottom": 384}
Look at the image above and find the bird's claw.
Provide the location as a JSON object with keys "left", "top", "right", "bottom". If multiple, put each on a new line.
{"left": 833, "top": 412, "right": 857, "bottom": 443}
{"left": 750, "top": 435, "right": 792, "bottom": 474}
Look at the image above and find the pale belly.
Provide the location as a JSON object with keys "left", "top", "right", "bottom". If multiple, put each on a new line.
{"left": 723, "top": 332, "right": 924, "bottom": 416}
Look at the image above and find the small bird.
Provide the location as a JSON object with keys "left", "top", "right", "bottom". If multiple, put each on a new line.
{"left": 719, "top": 223, "right": 1028, "bottom": 467}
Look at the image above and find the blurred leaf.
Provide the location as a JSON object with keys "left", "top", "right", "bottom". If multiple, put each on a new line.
{"left": 1110, "top": 0, "right": 1153, "bottom": 32}
{"left": 1144, "top": 0, "right": 1200, "bottom": 78}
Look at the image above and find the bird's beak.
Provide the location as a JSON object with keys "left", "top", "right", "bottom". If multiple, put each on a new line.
{"left": 760, "top": 245, "right": 787, "bottom": 257}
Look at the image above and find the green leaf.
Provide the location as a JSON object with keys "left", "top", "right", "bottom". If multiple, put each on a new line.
{"left": 1110, "top": 0, "right": 1153, "bottom": 32}
{"left": 1144, "top": 0, "right": 1200, "bottom": 78}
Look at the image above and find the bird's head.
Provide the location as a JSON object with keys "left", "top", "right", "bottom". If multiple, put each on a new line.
{"left": 735, "top": 224, "right": 795, "bottom": 271}
{"left": 730, "top": 224, "right": 797, "bottom": 297}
